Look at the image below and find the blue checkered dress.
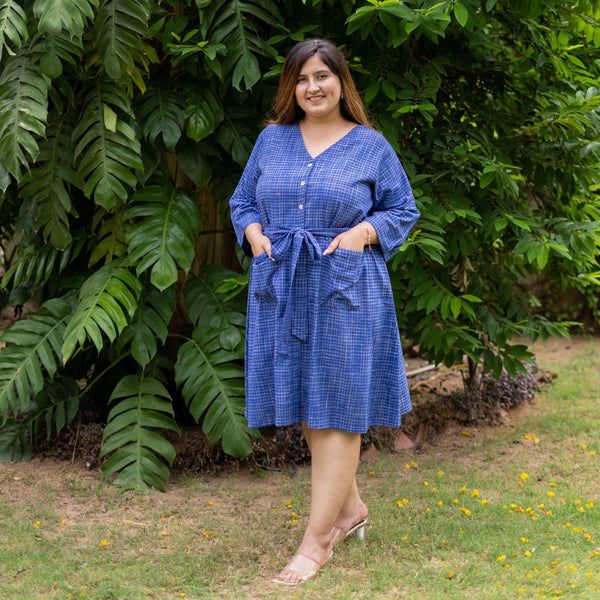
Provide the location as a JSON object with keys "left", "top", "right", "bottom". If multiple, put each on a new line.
{"left": 229, "top": 123, "right": 420, "bottom": 433}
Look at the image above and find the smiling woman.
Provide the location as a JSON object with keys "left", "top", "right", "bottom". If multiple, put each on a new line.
{"left": 295, "top": 56, "right": 343, "bottom": 121}
{"left": 229, "top": 38, "right": 420, "bottom": 585}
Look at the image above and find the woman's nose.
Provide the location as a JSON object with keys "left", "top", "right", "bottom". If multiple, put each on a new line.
{"left": 307, "top": 77, "right": 319, "bottom": 91}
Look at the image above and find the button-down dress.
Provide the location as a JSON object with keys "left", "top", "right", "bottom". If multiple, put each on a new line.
{"left": 229, "top": 123, "right": 420, "bottom": 433}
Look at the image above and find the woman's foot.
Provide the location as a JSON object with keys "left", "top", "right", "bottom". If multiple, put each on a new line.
{"left": 273, "top": 537, "right": 333, "bottom": 585}
{"left": 273, "top": 550, "right": 333, "bottom": 585}
{"left": 331, "top": 501, "right": 368, "bottom": 545}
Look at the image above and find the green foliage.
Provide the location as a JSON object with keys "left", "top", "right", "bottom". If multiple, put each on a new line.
{"left": 124, "top": 183, "right": 200, "bottom": 291}
{"left": 174, "top": 266, "right": 255, "bottom": 457}
{"left": 33, "top": 0, "right": 98, "bottom": 37}
{"left": 72, "top": 78, "right": 143, "bottom": 210}
{"left": 197, "top": 0, "right": 282, "bottom": 91}
{"left": 1, "top": 238, "right": 86, "bottom": 294}
{"left": 19, "top": 117, "right": 77, "bottom": 249}
{"left": 0, "top": 0, "right": 28, "bottom": 61}
{"left": 0, "top": 376, "right": 80, "bottom": 461}
{"left": 91, "top": 0, "right": 153, "bottom": 82}
{"left": 0, "top": 0, "right": 599, "bottom": 490}
{"left": 136, "top": 82, "right": 185, "bottom": 150}
{"left": 0, "top": 298, "right": 71, "bottom": 423}
{"left": 100, "top": 371, "right": 180, "bottom": 492}
{"left": 61, "top": 259, "right": 142, "bottom": 360}
{"left": 0, "top": 41, "right": 50, "bottom": 178}
{"left": 116, "top": 285, "right": 175, "bottom": 367}
{"left": 176, "top": 266, "right": 256, "bottom": 457}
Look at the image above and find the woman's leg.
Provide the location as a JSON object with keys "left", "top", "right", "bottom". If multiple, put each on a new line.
{"left": 302, "top": 423, "right": 367, "bottom": 541}
{"left": 275, "top": 428, "right": 361, "bottom": 584}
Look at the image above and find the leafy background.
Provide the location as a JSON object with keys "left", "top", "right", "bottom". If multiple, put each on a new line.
{"left": 0, "top": 0, "right": 599, "bottom": 491}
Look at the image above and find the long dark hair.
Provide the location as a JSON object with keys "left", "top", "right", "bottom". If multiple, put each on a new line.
{"left": 268, "top": 39, "right": 371, "bottom": 126}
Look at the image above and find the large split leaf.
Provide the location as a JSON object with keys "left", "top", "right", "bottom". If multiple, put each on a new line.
{"left": 0, "top": 44, "right": 50, "bottom": 178}
{"left": 20, "top": 116, "right": 78, "bottom": 249}
{"left": 72, "top": 78, "right": 143, "bottom": 210}
{"left": 100, "top": 372, "right": 180, "bottom": 492}
{"left": 175, "top": 324, "right": 257, "bottom": 457}
{"left": 198, "top": 0, "right": 281, "bottom": 91}
{"left": 124, "top": 183, "right": 200, "bottom": 291}
{"left": 0, "top": 297, "right": 71, "bottom": 423}
{"left": 184, "top": 265, "right": 246, "bottom": 351}
{"left": 0, "top": 0, "right": 28, "bottom": 61}
{"left": 136, "top": 81, "right": 185, "bottom": 151}
{"left": 61, "top": 259, "right": 142, "bottom": 360}
{"left": 92, "top": 0, "right": 151, "bottom": 80}
{"left": 117, "top": 285, "right": 176, "bottom": 367}
{"left": 33, "top": 0, "right": 98, "bottom": 38}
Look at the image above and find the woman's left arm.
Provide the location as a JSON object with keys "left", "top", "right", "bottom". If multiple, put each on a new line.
{"left": 363, "top": 144, "right": 420, "bottom": 262}
{"left": 322, "top": 221, "right": 377, "bottom": 255}
{"left": 323, "top": 143, "right": 419, "bottom": 259}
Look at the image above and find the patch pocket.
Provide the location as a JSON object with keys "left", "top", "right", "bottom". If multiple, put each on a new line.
{"left": 250, "top": 253, "right": 278, "bottom": 303}
{"left": 320, "top": 247, "right": 364, "bottom": 309}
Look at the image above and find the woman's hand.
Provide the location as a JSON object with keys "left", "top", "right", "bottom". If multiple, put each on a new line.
{"left": 323, "top": 222, "right": 376, "bottom": 255}
{"left": 245, "top": 223, "right": 274, "bottom": 259}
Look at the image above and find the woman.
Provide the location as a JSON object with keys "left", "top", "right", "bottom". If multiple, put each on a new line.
{"left": 229, "top": 38, "right": 420, "bottom": 585}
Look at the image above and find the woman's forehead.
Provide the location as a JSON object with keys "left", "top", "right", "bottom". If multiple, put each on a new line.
{"left": 298, "top": 55, "right": 331, "bottom": 75}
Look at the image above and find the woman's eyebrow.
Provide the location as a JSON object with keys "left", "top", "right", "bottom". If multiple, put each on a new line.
{"left": 298, "top": 69, "right": 331, "bottom": 77}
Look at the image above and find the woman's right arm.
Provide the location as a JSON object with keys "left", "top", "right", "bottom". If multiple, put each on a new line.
{"left": 245, "top": 223, "right": 273, "bottom": 259}
{"left": 229, "top": 129, "right": 270, "bottom": 257}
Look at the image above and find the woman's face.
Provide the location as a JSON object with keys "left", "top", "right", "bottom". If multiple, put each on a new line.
{"left": 294, "top": 54, "right": 342, "bottom": 122}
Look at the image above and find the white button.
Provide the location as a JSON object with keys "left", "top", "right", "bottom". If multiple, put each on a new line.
{"left": 308, "top": 163, "right": 313, "bottom": 167}
{"left": 300, "top": 181, "right": 306, "bottom": 186}
{"left": 298, "top": 204, "right": 304, "bottom": 210}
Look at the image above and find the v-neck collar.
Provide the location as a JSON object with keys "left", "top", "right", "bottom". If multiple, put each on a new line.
{"left": 296, "top": 122, "right": 361, "bottom": 159}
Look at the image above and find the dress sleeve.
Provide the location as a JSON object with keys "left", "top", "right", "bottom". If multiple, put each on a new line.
{"left": 364, "top": 142, "right": 420, "bottom": 262}
{"left": 229, "top": 128, "right": 266, "bottom": 256}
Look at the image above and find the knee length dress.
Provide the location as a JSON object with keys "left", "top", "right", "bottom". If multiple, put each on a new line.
{"left": 229, "top": 123, "right": 420, "bottom": 433}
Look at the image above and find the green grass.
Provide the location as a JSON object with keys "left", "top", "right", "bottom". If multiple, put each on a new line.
{"left": 0, "top": 337, "right": 599, "bottom": 599}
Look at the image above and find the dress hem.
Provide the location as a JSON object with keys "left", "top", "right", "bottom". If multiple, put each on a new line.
{"left": 246, "top": 413, "right": 412, "bottom": 434}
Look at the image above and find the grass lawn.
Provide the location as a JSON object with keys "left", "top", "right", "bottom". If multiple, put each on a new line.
{"left": 0, "top": 336, "right": 598, "bottom": 600}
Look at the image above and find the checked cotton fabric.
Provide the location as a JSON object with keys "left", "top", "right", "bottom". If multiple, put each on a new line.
{"left": 229, "top": 123, "right": 420, "bottom": 433}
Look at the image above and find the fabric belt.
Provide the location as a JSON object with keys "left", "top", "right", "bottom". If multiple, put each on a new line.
{"left": 262, "top": 225, "right": 346, "bottom": 350}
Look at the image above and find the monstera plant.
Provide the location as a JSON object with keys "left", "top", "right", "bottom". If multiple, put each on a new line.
{"left": 0, "top": 0, "right": 599, "bottom": 490}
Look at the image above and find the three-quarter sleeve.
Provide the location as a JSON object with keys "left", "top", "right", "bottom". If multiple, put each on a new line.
{"left": 365, "top": 144, "right": 420, "bottom": 262}
{"left": 229, "top": 129, "right": 266, "bottom": 256}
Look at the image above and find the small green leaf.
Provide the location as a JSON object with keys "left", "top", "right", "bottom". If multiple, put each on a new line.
{"left": 453, "top": 2, "right": 469, "bottom": 27}
{"left": 103, "top": 103, "right": 117, "bottom": 132}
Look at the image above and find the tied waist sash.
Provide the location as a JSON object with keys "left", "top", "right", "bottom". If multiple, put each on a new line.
{"left": 262, "top": 225, "right": 346, "bottom": 350}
